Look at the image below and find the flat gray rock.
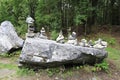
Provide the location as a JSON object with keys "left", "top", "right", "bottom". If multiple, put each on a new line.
{"left": 0, "top": 21, "right": 24, "bottom": 54}
{"left": 19, "top": 38, "right": 107, "bottom": 67}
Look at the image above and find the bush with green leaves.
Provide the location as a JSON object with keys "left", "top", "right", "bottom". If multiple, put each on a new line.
{"left": 50, "top": 30, "right": 59, "bottom": 40}
{"left": 92, "top": 60, "right": 109, "bottom": 72}
{"left": 17, "top": 68, "right": 35, "bottom": 76}
{"left": 46, "top": 67, "right": 60, "bottom": 77}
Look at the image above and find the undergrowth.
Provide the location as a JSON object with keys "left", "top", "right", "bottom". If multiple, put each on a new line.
{"left": 92, "top": 60, "right": 109, "bottom": 72}
{"left": 17, "top": 68, "right": 35, "bottom": 76}
{"left": 50, "top": 30, "right": 59, "bottom": 40}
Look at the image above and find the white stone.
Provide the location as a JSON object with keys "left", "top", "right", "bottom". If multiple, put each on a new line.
{"left": 66, "top": 32, "right": 78, "bottom": 45}
{"left": 101, "top": 41, "right": 107, "bottom": 46}
{"left": 26, "top": 15, "right": 35, "bottom": 35}
{"left": 26, "top": 33, "right": 35, "bottom": 38}
{"left": 93, "top": 44, "right": 106, "bottom": 49}
{"left": 88, "top": 40, "right": 93, "bottom": 47}
{"left": 0, "top": 21, "right": 24, "bottom": 54}
{"left": 93, "top": 38, "right": 107, "bottom": 49}
{"left": 32, "top": 56, "right": 44, "bottom": 62}
{"left": 26, "top": 15, "right": 34, "bottom": 24}
{"left": 66, "top": 39, "right": 78, "bottom": 45}
{"left": 39, "top": 27, "right": 48, "bottom": 39}
{"left": 56, "top": 30, "right": 64, "bottom": 43}
{"left": 79, "top": 39, "right": 88, "bottom": 47}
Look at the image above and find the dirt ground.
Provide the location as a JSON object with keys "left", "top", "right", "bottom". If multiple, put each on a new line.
{"left": 0, "top": 59, "right": 120, "bottom": 80}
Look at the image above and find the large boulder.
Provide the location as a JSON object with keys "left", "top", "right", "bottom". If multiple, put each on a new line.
{"left": 0, "top": 21, "right": 24, "bottom": 54}
{"left": 19, "top": 38, "right": 107, "bottom": 68}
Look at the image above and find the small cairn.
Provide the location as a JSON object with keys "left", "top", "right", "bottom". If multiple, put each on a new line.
{"left": 79, "top": 39, "right": 88, "bottom": 47}
{"left": 88, "top": 40, "right": 94, "bottom": 48}
{"left": 26, "top": 15, "right": 35, "bottom": 38}
{"left": 39, "top": 27, "right": 48, "bottom": 39}
{"left": 66, "top": 32, "right": 78, "bottom": 46}
{"left": 56, "top": 30, "right": 65, "bottom": 43}
{"left": 93, "top": 38, "right": 107, "bottom": 49}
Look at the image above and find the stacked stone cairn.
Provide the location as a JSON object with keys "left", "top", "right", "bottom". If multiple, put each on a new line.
{"left": 39, "top": 27, "right": 48, "bottom": 39}
{"left": 56, "top": 30, "right": 65, "bottom": 43}
{"left": 26, "top": 15, "right": 35, "bottom": 38}
{"left": 93, "top": 38, "right": 108, "bottom": 49}
{"left": 25, "top": 15, "right": 107, "bottom": 50}
{"left": 66, "top": 32, "right": 78, "bottom": 46}
{"left": 55, "top": 31, "right": 107, "bottom": 49}
{"left": 79, "top": 39, "right": 89, "bottom": 47}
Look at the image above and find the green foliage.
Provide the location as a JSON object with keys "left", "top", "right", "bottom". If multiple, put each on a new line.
{"left": 17, "top": 68, "right": 35, "bottom": 76}
{"left": 63, "top": 70, "right": 73, "bottom": 77}
{"left": 0, "top": 0, "right": 27, "bottom": 24}
{"left": 0, "top": 63, "right": 17, "bottom": 70}
{"left": 0, "top": 53, "right": 11, "bottom": 58}
{"left": 50, "top": 30, "right": 59, "bottom": 40}
{"left": 92, "top": 60, "right": 109, "bottom": 72}
{"left": 46, "top": 67, "right": 60, "bottom": 77}
{"left": 107, "top": 38, "right": 116, "bottom": 45}
{"left": 102, "top": 37, "right": 116, "bottom": 45}
{"left": 74, "top": 15, "right": 87, "bottom": 26}
{"left": 0, "top": 0, "right": 120, "bottom": 36}
{"left": 35, "top": 0, "right": 61, "bottom": 31}
{"left": 106, "top": 47, "right": 120, "bottom": 60}
{"left": 15, "top": 24, "right": 27, "bottom": 39}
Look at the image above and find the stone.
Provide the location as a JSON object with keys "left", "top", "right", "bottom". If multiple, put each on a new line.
{"left": 66, "top": 32, "right": 78, "bottom": 45}
{"left": 93, "top": 38, "right": 107, "bottom": 49}
{"left": 79, "top": 39, "right": 88, "bottom": 47}
{"left": 88, "top": 40, "right": 94, "bottom": 47}
{"left": 19, "top": 38, "right": 107, "bottom": 68}
{"left": 26, "top": 15, "right": 34, "bottom": 24}
{"left": 94, "top": 38, "right": 102, "bottom": 44}
{"left": 26, "top": 33, "right": 35, "bottom": 38}
{"left": 71, "top": 31, "right": 77, "bottom": 39}
{"left": 101, "top": 41, "right": 107, "bottom": 47}
{"left": 39, "top": 27, "right": 47, "bottom": 39}
{"left": 93, "top": 44, "right": 105, "bottom": 49}
{"left": 56, "top": 30, "right": 64, "bottom": 43}
{"left": 66, "top": 39, "right": 78, "bottom": 45}
{"left": 68, "top": 32, "right": 76, "bottom": 40}
{"left": 0, "top": 21, "right": 24, "bottom": 54}
{"left": 26, "top": 15, "right": 35, "bottom": 37}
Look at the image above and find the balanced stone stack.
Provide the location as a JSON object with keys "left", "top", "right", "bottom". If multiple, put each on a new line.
{"left": 39, "top": 27, "right": 48, "bottom": 39}
{"left": 26, "top": 15, "right": 35, "bottom": 38}
{"left": 66, "top": 32, "right": 78, "bottom": 46}
{"left": 93, "top": 38, "right": 108, "bottom": 49}
{"left": 56, "top": 30, "right": 64, "bottom": 43}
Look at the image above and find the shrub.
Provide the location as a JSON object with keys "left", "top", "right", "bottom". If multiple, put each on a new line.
{"left": 92, "top": 60, "right": 109, "bottom": 72}
{"left": 15, "top": 25, "right": 27, "bottom": 39}
{"left": 50, "top": 30, "right": 59, "bottom": 40}
{"left": 46, "top": 67, "right": 60, "bottom": 77}
{"left": 17, "top": 68, "right": 35, "bottom": 76}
